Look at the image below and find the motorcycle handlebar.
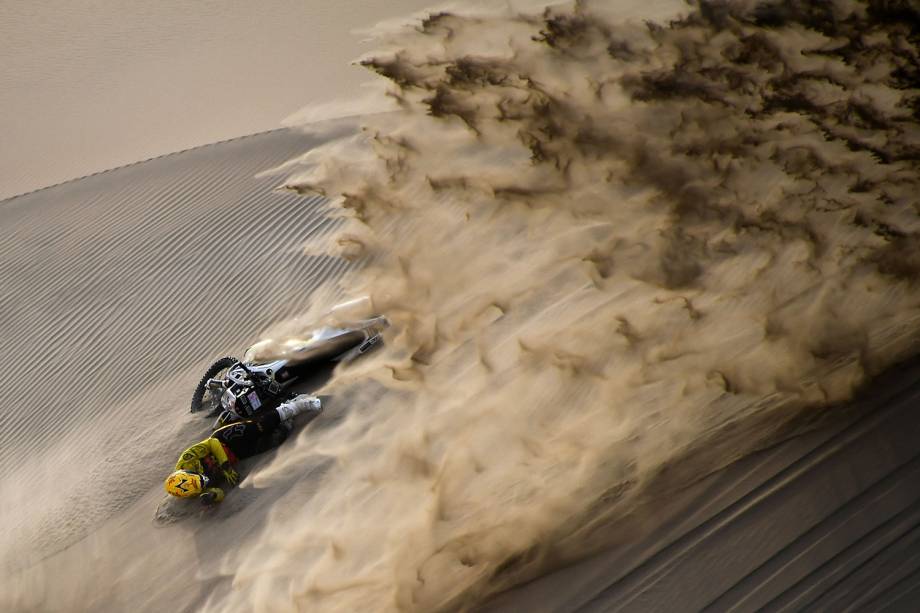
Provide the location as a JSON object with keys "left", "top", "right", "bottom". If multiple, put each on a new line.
{"left": 232, "top": 361, "right": 263, "bottom": 386}
{"left": 236, "top": 361, "right": 253, "bottom": 376}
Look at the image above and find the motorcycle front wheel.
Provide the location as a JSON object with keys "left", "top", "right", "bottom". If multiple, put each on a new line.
{"left": 190, "top": 356, "right": 238, "bottom": 415}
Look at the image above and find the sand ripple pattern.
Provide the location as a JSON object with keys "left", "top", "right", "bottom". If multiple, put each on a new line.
{"left": 0, "top": 129, "right": 349, "bottom": 572}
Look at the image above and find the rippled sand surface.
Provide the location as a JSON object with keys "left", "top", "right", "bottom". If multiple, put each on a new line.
{"left": 0, "top": 128, "right": 356, "bottom": 611}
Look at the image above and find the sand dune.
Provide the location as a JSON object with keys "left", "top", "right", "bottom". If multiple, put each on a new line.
{"left": 254, "top": 1, "right": 920, "bottom": 609}
{"left": 4, "top": 0, "right": 920, "bottom": 611}
{"left": 3, "top": 122, "right": 919, "bottom": 613}
{"left": 484, "top": 357, "right": 920, "bottom": 611}
{"left": 0, "top": 127, "right": 356, "bottom": 610}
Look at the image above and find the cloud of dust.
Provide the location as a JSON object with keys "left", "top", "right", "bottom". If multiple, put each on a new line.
{"left": 209, "top": 1, "right": 920, "bottom": 610}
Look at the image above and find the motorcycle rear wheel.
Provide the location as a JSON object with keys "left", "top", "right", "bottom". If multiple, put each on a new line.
{"left": 190, "top": 356, "right": 238, "bottom": 414}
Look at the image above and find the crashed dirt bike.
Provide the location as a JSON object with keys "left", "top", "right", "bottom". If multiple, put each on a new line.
{"left": 190, "top": 304, "right": 387, "bottom": 427}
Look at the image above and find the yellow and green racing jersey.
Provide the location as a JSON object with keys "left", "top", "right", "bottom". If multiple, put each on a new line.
{"left": 174, "top": 437, "right": 229, "bottom": 501}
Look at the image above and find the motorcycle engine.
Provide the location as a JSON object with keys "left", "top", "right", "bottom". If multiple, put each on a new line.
{"left": 220, "top": 386, "right": 264, "bottom": 418}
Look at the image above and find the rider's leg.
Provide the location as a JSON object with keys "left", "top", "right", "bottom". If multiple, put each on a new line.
{"left": 275, "top": 394, "right": 322, "bottom": 422}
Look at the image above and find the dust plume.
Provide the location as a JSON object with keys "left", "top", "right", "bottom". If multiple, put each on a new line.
{"left": 201, "top": 1, "right": 920, "bottom": 611}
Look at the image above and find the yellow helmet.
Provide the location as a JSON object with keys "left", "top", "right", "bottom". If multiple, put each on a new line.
{"left": 164, "top": 470, "right": 207, "bottom": 498}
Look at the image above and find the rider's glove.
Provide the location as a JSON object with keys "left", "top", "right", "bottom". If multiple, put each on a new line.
{"left": 200, "top": 488, "right": 224, "bottom": 505}
{"left": 221, "top": 462, "right": 239, "bottom": 486}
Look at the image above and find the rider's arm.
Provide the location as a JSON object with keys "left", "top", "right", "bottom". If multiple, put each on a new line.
{"left": 197, "top": 437, "right": 238, "bottom": 486}
{"left": 204, "top": 437, "right": 230, "bottom": 465}
{"left": 174, "top": 437, "right": 229, "bottom": 471}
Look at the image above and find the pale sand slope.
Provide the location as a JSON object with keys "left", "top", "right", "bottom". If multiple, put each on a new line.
{"left": 0, "top": 127, "right": 358, "bottom": 611}
{"left": 0, "top": 0, "right": 462, "bottom": 201}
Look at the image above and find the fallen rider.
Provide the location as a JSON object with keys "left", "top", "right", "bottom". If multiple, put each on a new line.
{"left": 164, "top": 394, "right": 322, "bottom": 503}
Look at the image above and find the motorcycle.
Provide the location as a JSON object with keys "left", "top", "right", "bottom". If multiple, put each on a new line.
{"left": 190, "top": 299, "right": 387, "bottom": 427}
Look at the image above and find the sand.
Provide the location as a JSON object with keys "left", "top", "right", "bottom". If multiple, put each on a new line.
{"left": 3, "top": 0, "right": 920, "bottom": 611}
{"left": 0, "top": 0, "right": 514, "bottom": 201}
{"left": 261, "top": 2, "right": 920, "bottom": 608}
{"left": 0, "top": 127, "right": 357, "bottom": 611}
{"left": 483, "top": 358, "right": 920, "bottom": 611}
{"left": 4, "top": 125, "right": 919, "bottom": 613}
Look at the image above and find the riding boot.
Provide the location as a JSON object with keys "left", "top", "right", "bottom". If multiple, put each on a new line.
{"left": 275, "top": 395, "right": 322, "bottom": 422}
